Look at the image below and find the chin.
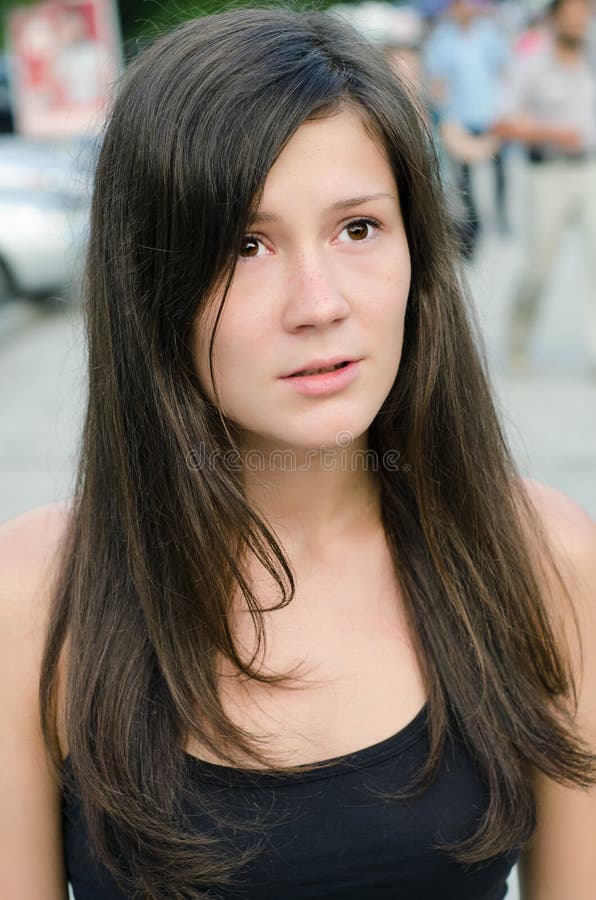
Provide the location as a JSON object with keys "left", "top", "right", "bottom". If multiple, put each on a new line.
{"left": 266, "top": 415, "right": 375, "bottom": 455}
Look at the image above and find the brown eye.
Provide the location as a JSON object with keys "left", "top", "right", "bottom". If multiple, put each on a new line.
{"left": 239, "top": 236, "right": 261, "bottom": 258}
{"left": 338, "top": 217, "right": 381, "bottom": 244}
{"left": 346, "top": 220, "right": 370, "bottom": 241}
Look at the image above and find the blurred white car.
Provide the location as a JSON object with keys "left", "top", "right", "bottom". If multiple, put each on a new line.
{"left": 0, "top": 136, "right": 95, "bottom": 302}
{"left": 0, "top": 135, "right": 96, "bottom": 197}
{"left": 0, "top": 188, "right": 88, "bottom": 302}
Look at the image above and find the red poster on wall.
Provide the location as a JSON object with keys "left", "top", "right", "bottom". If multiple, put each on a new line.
{"left": 7, "top": 0, "right": 123, "bottom": 138}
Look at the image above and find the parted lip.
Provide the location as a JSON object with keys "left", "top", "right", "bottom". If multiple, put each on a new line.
{"left": 281, "top": 356, "right": 359, "bottom": 378}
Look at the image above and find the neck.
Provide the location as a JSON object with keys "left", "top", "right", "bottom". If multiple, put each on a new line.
{"left": 238, "top": 431, "right": 383, "bottom": 559}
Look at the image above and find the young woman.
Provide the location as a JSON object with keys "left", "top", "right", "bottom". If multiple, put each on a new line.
{"left": 1, "top": 6, "right": 595, "bottom": 899}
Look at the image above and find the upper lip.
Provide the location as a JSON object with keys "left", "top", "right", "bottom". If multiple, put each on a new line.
{"left": 282, "top": 356, "right": 359, "bottom": 377}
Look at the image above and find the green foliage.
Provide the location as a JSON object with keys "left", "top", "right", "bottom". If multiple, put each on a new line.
{"left": 0, "top": 0, "right": 36, "bottom": 16}
{"left": 118, "top": 0, "right": 360, "bottom": 49}
{"left": 0, "top": 0, "right": 363, "bottom": 58}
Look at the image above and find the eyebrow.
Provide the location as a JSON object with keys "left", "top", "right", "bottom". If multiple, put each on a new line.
{"left": 249, "top": 192, "right": 397, "bottom": 224}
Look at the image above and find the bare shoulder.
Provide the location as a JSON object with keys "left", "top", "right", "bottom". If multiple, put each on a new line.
{"left": 519, "top": 477, "right": 596, "bottom": 589}
{"left": 0, "top": 500, "right": 74, "bottom": 686}
{"left": 514, "top": 492, "right": 596, "bottom": 897}
{"left": 0, "top": 499, "right": 74, "bottom": 594}
{"left": 0, "top": 498, "right": 75, "bottom": 733}
{"left": 0, "top": 500, "right": 74, "bottom": 898}
{"left": 521, "top": 476, "right": 596, "bottom": 542}
{"left": 518, "top": 477, "right": 596, "bottom": 738}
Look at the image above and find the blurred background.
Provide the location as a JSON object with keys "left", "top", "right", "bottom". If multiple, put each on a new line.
{"left": 1, "top": 1, "right": 595, "bottom": 896}
{"left": 4, "top": 0, "right": 594, "bottom": 523}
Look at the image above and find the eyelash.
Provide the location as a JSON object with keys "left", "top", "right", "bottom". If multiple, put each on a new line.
{"left": 238, "top": 217, "right": 383, "bottom": 259}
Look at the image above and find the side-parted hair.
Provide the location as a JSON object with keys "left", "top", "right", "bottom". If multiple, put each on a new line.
{"left": 40, "top": 4, "right": 596, "bottom": 897}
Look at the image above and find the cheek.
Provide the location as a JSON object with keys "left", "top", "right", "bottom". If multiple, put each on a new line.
{"left": 191, "top": 307, "right": 221, "bottom": 402}
{"left": 396, "top": 243, "right": 412, "bottom": 316}
{"left": 376, "top": 246, "right": 411, "bottom": 327}
{"left": 192, "top": 339, "right": 214, "bottom": 402}
{"left": 193, "top": 312, "right": 261, "bottom": 410}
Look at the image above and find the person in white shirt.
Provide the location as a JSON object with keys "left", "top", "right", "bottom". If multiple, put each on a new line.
{"left": 494, "top": 0, "right": 596, "bottom": 372}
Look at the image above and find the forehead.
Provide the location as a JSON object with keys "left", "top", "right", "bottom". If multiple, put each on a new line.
{"left": 256, "top": 108, "right": 395, "bottom": 208}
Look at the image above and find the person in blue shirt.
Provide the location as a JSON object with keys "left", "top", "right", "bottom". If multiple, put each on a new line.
{"left": 424, "top": 0, "right": 510, "bottom": 256}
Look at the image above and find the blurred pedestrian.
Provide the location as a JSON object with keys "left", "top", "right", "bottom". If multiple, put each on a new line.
{"left": 495, "top": 0, "right": 596, "bottom": 371}
{"left": 423, "top": 0, "right": 510, "bottom": 257}
{"left": 381, "top": 5, "right": 425, "bottom": 85}
{"left": 513, "top": 8, "right": 550, "bottom": 58}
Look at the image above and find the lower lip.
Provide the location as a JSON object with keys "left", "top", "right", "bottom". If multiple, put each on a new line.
{"left": 280, "top": 360, "right": 361, "bottom": 396}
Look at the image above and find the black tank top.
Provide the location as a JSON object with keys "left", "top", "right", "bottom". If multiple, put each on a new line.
{"left": 62, "top": 702, "right": 521, "bottom": 899}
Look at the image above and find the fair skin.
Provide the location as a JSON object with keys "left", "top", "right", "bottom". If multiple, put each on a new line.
{"left": 517, "top": 482, "right": 596, "bottom": 900}
{"left": 189, "top": 107, "right": 423, "bottom": 763}
{"left": 193, "top": 108, "right": 411, "bottom": 556}
{"left": 1, "top": 112, "right": 596, "bottom": 899}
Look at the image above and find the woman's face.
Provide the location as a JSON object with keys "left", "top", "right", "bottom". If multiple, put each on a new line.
{"left": 193, "top": 106, "right": 411, "bottom": 452}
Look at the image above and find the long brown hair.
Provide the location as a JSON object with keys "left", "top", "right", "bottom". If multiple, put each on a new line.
{"left": 40, "top": 4, "right": 596, "bottom": 897}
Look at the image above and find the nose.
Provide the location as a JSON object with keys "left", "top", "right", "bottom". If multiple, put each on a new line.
{"left": 281, "top": 250, "right": 351, "bottom": 332}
